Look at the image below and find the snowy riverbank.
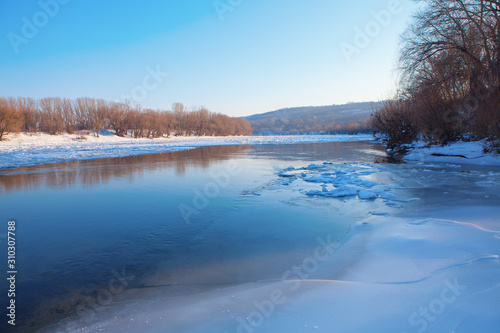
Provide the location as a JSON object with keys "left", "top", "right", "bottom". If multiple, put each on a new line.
{"left": 2, "top": 132, "right": 500, "bottom": 170}
{"left": 0, "top": 132, "right": 374, "bottom": 169}
{"left": 403, "top": 140, "right": 500, "bottom": 166}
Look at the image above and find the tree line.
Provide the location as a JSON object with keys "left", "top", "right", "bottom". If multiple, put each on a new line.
{"left": 250, "top": 118, "right": 371, "bottom": 135}
{"left": 0, "top": 97, "right": 252, "bottom": 140}
{"left": 371, "top": 0, "right": 500, "bottom": 151}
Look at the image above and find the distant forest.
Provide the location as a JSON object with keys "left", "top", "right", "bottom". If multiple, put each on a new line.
{"left": 371, "top": 0, "right": 500, "bottom": 151}
{"left": 249, "top": 118, "right": 371, "bottom": 135}
{"left": 246, "top": 102, "right": 380, "bottom": 135}
{"left": 0, "top": 97, "right": 252, "bottom": 140}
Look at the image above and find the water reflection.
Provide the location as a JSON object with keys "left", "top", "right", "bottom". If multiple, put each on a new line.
{"left": 248, "top": 141, "right": 387, "bottom": 162}
{"left": 0, "top": 142, "right": 389, "bottom": 194}
{"left": 0, "top": 145, "right": 252, "bottom": 194}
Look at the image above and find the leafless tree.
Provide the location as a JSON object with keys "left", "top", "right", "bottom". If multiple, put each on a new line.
{"left": 0, "top": 97, "right": 23, "bottom": 140}
{"left": 17, "top": 97, "right": 40, "bottom": 132}
{"left": 39, "top": 97, "right": 65, "bottom": 134}
{"left": 91, "top": 99, "right": 109, "bottom": 137}
{"left": 74, "top": 97, "right": 92, "bottom": 130}
{"left": 373, "top": 0, "right": 500, "bottom": 146}
{"left": 107, "top": 102, "right": 132, "bottom": 137}
{"left": 0, "top": 96, "right": 253, "bottom": 139}
{"left": 61, "top": 98, "right": 76, "bottom": 133}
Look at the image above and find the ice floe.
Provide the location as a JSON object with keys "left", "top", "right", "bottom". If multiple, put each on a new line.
{"left": 277, "top": 161, "right": 419, "bottom": 209}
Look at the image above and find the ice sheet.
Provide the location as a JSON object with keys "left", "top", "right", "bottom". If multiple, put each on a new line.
{"left": 39, "top": 214, "right": 500, "bottom": 333}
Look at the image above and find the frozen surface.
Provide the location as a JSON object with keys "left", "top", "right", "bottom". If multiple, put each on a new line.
{"left": 37, "top": 153, "right": 500, "bottom": 333}
{"left": 0, "top": 133, "right": 373, "bottom": 169}
{"left": 42, "top": 215, "right": 500, "bottom": 333}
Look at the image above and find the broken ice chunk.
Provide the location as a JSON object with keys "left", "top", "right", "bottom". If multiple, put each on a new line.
{"left": 358, "top": 190, "right": 377, "bottom": 200}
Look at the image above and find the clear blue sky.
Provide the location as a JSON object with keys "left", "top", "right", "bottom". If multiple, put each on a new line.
{"left": 0, "top": 0, "right": 417, "bottom": 117}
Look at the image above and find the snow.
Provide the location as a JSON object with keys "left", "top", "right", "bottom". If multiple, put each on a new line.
{"left": 404, "top": 140, "right": 500, "bottom": 165}
{"left": 0, "top": 132, "right": 374, "bottom": 169}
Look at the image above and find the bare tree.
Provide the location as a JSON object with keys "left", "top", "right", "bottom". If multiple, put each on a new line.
{"left": 74, "top": 97, "right": 92, "bottom": 131}
{"left": 61, "top": 98, "right": 76, "bottom": 133}
{"left": 91, "top": 99, "right": 109, "bottom": 137}
{"left": 172, "top": 103, "right": 187, "bottom": 136}
{"left": 1, "top": 96, "right": 252, "bottom": 139}
{"left": 17, "top": 97, "right": 40, "bottom": 132}
{"left": 0, "top": 97, "right": 23, "bottom": 140}
{"left": 39, "top": 97, "right": 65, "bottom": 134}
{"left": 373, "top": 0, "right": 500, "bottom": 146}
{"left": 107, "top": 102, "right": 132, "bottom": 137}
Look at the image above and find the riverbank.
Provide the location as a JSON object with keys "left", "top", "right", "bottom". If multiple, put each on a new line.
{"left": 0, "top": 132, "right": 374, "bottom": 169}
{"left": 403, "top": 140, "right": 500, "bottom": 166}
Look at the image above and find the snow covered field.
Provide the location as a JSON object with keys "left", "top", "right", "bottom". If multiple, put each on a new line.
{"left": 0, "top": 132, "right": 373, "bottom": 169}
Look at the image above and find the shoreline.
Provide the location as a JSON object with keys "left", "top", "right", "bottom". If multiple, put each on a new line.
{"left": 0, "top": 132, "right": 374, "bottom": 170}
{"left": 2, "top": 132, "right": 499, "bottom": 171}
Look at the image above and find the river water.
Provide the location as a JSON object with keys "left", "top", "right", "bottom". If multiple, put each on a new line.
{"left": 0, "top": 141, "right": 389, "bottom": 332}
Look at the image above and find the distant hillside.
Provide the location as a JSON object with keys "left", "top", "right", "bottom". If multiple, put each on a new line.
{"left": 245, "top": 101, "right": 383, "bottom": 135}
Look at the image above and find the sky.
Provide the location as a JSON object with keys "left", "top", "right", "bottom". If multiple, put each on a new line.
{"left": 0, "top": 0, "right": 418, "bottom": 117}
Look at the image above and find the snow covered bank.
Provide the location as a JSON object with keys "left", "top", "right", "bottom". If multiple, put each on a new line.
{"left": 0, "top": 133, "right": 373, "bottom": 169}
{"left": 403, "top": 140, "right": 500, "bottom": 166}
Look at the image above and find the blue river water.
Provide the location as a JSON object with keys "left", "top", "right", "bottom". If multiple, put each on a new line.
{"left": 0, "top": 141, "right": 391, "bottom": 332}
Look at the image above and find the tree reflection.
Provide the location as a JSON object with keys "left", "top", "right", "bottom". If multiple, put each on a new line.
{"left": 0, "top": 145, "right": 251, "bottom": 194}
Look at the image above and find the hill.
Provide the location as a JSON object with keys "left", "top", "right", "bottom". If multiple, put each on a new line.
{"left": 245, "top": 101, "right": 382, "bottom": 135}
